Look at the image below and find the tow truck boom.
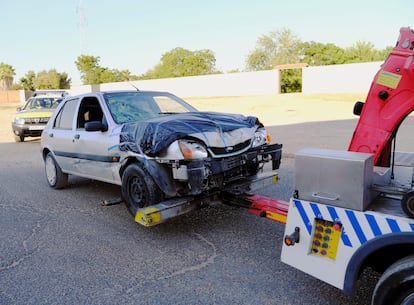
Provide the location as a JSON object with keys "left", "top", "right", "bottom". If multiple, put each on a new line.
{"left": 348, "top": 27, "right": 414, "bottom": 167}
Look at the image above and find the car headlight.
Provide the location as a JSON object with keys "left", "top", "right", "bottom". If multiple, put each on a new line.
{"left": 253, "top": 128, "right": 271, "bottom": 147}
{"left": 13, "top": 117, "right": 25, "bottom": 125}
{"left": 178, "top": 139, "right": 208, "bottom": 159}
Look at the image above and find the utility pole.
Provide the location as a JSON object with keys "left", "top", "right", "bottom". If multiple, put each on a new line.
{"left": 78, "top": 0, "right": 87, "bottom": 54}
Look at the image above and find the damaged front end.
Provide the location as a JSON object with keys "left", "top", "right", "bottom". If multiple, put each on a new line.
{"left": 169, "top": 142, "right": 282, "bottom": 195}
{"left": 120, "top": 111, "right": 282, "bottom": 197}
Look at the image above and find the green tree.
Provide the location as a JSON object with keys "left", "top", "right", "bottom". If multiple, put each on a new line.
{"left": 344, "top": 41, "right": 384, "bottom": 63}
{"left": 0, "top": 62, "right": 15, "bottom": 90}
{"left": 246, "top": 28, "right": 302, "bottom": 71}
{"left": 281, "top": 69, "right": 302, "bottom": 93}
{"left": 31, "top": 69, "right": 71, "bottom": 89}
{"left": 75, "top": 55, "right": 102, "bottom": 85}
{"left": 300, "top": 42, "right": 346, "bottom": 66}
{"left": 75, "top": 55, "right": 139, "bottom": 84}
{"left": 20, "top": 71, "right": 36, "bottom": 91}
{"left": 142, "top": 47, "right": 217, "bottom": 79}
{"left": 379, "top": 46, "right": 393, "bottom": 60}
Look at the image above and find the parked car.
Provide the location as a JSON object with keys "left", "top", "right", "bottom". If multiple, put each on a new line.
{"left": 12, "top": 90, "right": 67, "bottom": 142}
{"left": 40, "top": 90, "right": 282, "bottom": 216}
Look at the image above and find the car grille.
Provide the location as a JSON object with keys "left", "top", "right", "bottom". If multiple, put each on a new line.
{"left": 209, "top": 139, "right": 251, "bottom": 156}
{"left": 25, "top": 117, "right": 49, "bottom": 124}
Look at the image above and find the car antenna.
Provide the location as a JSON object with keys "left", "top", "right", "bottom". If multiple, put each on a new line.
{"left": 129, "top": 83, "right": 140, "bottom": 91}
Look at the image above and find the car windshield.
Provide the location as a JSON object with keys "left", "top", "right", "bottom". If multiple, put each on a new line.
{"left": 23, "top": 97, "right": 62, "bottom": 110}
{"left": 103, "top": 91, "right": 198, "bottom": 124}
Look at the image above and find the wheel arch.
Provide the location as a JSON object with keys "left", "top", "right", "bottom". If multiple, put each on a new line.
{"left": 41, "top": 147, "right": 52, "bottom": 161}
{"left": 119, "top": 157, "right": 177, "bottom": 197}
{"left": 343, "top": 232, "right": 414, "bottom": 295}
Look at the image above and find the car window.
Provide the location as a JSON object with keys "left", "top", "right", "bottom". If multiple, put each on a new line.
{"left": 153, "top": 96, "right": 194, "bottom": 113}
{"left": 53, "top": 98, "right": 79, "bottom": 130}
{"left": 77, "top": 97, "right": 105, "bottom": 129}
{"left": 103, "top": 92, "right": 196, "bottom": 124}
{"left": 23, "top": 97, "right": 62, "bottom": 110}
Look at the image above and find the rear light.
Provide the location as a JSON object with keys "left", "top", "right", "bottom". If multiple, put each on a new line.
{"left": 284, "top": 227, "right": 300, "bottom": 246}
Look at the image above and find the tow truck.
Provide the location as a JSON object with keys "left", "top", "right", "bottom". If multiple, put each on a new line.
{"left": 273, "top": 27, "right": 414, "bottom": 305}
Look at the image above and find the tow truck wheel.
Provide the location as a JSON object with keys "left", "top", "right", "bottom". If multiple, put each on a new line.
{"left": 372, "top": 255, "right": 414, "bottom": 305}
{"left": 121, "top": 163, "right": 162, "bottom": 215}
{"left": 401, "top": 191, "right": 414, "bottom": 219}
{"left": 45, "top": 152, "right": 68, "bottom": 189}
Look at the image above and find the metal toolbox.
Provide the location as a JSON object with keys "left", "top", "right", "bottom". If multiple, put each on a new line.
{"left": 294, "top": 148, "right": 375, "bottom": 211}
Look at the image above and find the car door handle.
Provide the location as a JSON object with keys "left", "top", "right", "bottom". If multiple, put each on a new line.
{"left": 48, "top": 133, "right": 54, "bottom": 138}
{"left": 74, "top": 134, "right": 80, "bottom": 140}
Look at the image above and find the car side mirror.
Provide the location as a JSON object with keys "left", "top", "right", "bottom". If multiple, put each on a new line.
{"left": 85, "top": 121, "right": 108, "bottom": 132}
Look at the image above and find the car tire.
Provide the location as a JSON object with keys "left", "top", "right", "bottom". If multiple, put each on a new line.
{"left": 45, "top": 152, "right": 68, "bottom": 189}
{"left": 14, "top": 135, "right": 24, "bottom": 142}
{"left": 121, "top": 163, "right": 162, "bottom": 215}
{"left": 372, "top": 255, "right": 414, "bottom": 305}
{"left": 401, "top": 191, "right": 414, "bottom": 219}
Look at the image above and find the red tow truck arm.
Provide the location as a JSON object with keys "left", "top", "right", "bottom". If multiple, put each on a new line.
{"left": 348, "top": 27, "right": 414, "bottom": 166}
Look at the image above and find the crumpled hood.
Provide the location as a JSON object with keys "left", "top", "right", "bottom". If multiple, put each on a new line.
{"left": 119, "top": 111, "right": 261, "bottom": 156}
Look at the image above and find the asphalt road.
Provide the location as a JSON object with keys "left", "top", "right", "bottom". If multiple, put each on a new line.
{"left": 1, "top": 117, "right": 414, "bottom": 305}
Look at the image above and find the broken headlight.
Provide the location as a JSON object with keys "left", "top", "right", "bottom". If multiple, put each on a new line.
{"left": 252, "top": 128, "right": 271, "bottom": 147}
{"left": 178, "top": 139, "right": 208, "bottom": 159}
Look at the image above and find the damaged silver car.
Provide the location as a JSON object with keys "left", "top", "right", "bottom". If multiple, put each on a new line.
{"left": 40, "top": 90, "right": 282, "bottom": 217}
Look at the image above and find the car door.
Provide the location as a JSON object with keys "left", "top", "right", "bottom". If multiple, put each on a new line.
{"left": 71, "top": 96, "right": 122, "bottom": 185}
{"left": 44, "top": 97, "right": 79, "bottom": 173}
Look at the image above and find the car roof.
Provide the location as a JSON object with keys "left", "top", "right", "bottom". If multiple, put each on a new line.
{"left": 66, "top": 90, "right": 172, "bottom": 99}
{"left": 32, "top": 90, "right": 68, "bottom": 98}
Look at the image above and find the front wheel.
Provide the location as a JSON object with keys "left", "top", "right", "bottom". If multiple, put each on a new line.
{"left": 121, "top": 163, "right": 163, "bottom": 215}
{"left": 45, "top": 152, "right": 68, "bottom": 189}
{"left": 372, "top": 255, "right": 414, "bottom": 305}
{"left": 14, "top": 135, "right": 24, "bottom": 142}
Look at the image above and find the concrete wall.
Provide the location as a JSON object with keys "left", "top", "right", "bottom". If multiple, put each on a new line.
{"left": 69, "top": 62, "right": 382, "bottom": 97}
{"left": 0, "top": 61, "right": 381, "bottom": 102}
{"left": 302, "top": 61, "right": 382, "bottom": 94}
{"left": 0, "top": 90, "right": 21, "bottom": 104}
{"left": 99, "top": 70, "right": 280, "bottom": 97}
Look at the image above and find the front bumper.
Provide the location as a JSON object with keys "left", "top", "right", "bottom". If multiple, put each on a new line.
{"left": 12, "top": 123, "right": 46, "bottom": 137}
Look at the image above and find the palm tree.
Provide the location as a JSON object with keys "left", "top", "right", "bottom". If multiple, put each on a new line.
{"left": 0, "top": 62, "right": 15, "bottom": 90}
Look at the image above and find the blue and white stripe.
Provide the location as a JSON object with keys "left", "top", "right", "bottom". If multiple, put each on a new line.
{"left": 293, "top": 199, "right": 414, "bottom": 248}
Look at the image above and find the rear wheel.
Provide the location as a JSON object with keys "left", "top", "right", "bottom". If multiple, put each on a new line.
{"left": 121, "top": 163, "right": 162, "bottom": 215}
{"left": 45, "top": 152, "right": 68, "bottom": 189}
{"left": 372, "top": 255, "right": 414, "bottom": 305}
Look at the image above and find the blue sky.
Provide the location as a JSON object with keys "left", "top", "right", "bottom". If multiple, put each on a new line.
{"left": 1, "top": 0, "right": 413, "bottom": 86}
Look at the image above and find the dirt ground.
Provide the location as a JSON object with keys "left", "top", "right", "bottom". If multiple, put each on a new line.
{"left": 0, "top": 93, "right": 364, "bottom": 143}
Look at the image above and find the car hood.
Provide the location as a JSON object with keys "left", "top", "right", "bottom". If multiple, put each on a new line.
{"left": 15, "top": 110, "right": 54, "bottom": 118}
{"left": 119, "top": 111, "right": 261, "bottom": 156}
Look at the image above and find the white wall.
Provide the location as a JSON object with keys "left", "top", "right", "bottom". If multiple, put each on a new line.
{"left": 99, "top": 70, "right": 280, "bottom": 96}
{"left": 302, "top": 62, "right": 382, "bottom": 94}
{"left": 69, "top": 61, "right": 383, "bottom": 97}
